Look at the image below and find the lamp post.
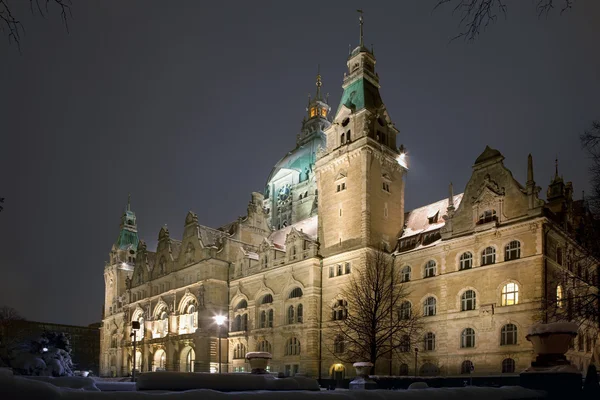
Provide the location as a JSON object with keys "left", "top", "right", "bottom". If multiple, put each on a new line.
{"left": 213, "top": 315, "right": 226, "bottom": 374}
{"left": 414, "top": 347, "right": 419, "bottom": 377}
{"left": 131, "top": 320, "right": 140, "bottom": 382}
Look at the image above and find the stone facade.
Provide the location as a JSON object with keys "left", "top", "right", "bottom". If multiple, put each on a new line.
{"left": 100, "top": 28, "right": 598, "bottom": 378}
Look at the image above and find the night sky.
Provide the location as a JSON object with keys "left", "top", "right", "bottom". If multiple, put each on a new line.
{"left": 1, "top": 1, "right": 599, "bottom": 326}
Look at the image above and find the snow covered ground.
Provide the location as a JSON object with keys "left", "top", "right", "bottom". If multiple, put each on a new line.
{"left": 0, "top": 373, "right": 546, "bottom": 400}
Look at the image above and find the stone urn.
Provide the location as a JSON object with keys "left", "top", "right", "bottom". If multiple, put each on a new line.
{"left": 81, "top": 371, "right": 89, "bottom": 377}
{"left": 525, "top": 322, "right": 578, "bottom": 367}
{"left": 245, "top": 352, "right": 272, "bottom": 374}
{"left": 349, "top": 362, "right": 377, "bottom": 390}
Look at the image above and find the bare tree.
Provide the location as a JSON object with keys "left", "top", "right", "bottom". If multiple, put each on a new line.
{"left": 434, "top": 0, "right": 574, "bottom": 41}
{"left": 581, "top": 121, "right": 600, "bottom": 215}
{"left": 0, "top": 197, "right": 4, "bottom": 212}
{"left": 327, "top": 250, "right": 421, "bottom": 373}
{"left": 1, "top": 0, "right": 72, "bottom": 50}
{"left": 0, "top": 306, "right": 24, "bottom": 321}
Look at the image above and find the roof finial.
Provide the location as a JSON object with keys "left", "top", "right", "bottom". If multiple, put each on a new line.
{"left": 315, "top": 64, "right": 322, "bottom": 100}
{"left": 357, "top": 9, "right": 364, "bottom": 47}
{"left": 527, "top": 153, "right": 534, "bottom": 184}
{"left": 555, "top": 156, "right": 559, "bottom": 179}
{"left": 448, "top": 182, "right": 455, "bottom": 210}
{"left": 127, "top": 193, "right": 131, "bottom": 211}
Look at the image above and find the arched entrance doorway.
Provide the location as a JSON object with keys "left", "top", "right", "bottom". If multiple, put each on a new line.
{"left": 153, "top": 349, "right": 166, "bottom": 371}
{"left": 135, "top": 350, "right": 142, "bottom": 373}
{"left": 180, "top": 347, "right": 195, "bottom": 372}
{"left": 330, "top": 364, "right": 345, "bottom": 387}
{"left": 110, "top": 355, "right": 117, "bottom": 377}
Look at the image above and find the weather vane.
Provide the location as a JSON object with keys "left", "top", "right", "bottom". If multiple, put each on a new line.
{"left": 357, "top": 9, "right": 364, "bottom": 47}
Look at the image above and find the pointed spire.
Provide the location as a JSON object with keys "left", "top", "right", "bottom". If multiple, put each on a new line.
{"left": 555, "top": 156, "right": 559, "bottom": 180}
{"left": 357, "top": 9, "right": 364, "bottom": 47}
{"left": 448, "top": 182, "right": 455, "bottom": 212}
{"left": 315, "top": 64, "right": 322, "bottom": 100}
{"left": 127, "top": 193, "right": 131, "bottom": 211}
{"left": 527, "top": 154, "right": 534, "bottom": 184}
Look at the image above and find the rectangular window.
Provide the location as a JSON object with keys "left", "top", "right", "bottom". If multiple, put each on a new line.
{"left": 329, "top": 266, "right": 334, "bottom": 278}
{"left": 345, "top": 262, "right": 351, "bottom": 274}
{"left": 337, "top": 184, "right": 340, "bottom": 192}
{"left": 337, "top": 264, "right": 343, "bottom": 276}
{"left": 342, "top": 182, "right": 346, "bottom": 190}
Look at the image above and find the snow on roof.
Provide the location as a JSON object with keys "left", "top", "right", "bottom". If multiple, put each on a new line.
{"left": 198, "top": 225, "right": 230, "bottom": 247}
{"left": 269, "top": 215, "right": 318, "bottom": 248}
{"left": 400, "top": 193, "right": 464, "bottom": 239}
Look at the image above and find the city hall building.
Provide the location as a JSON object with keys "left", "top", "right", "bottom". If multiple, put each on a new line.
{"left": 100, "top": 21, "right": 598, "bottom": 378}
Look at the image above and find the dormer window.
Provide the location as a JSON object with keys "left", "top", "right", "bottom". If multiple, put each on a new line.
{"left": 427, "top": 211, "right": 439, "bottom": 224}
{"left": 478, "top": 210, "right": 497, "bottom": 224}
{"left": 320, "top": 109, "right": 327, "bottom": 117}
{"left": 336, "top": 182, "right": 346, "bottom": 192}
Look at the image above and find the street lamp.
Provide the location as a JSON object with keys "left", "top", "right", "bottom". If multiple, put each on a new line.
{"left": 131, "top": 320, "right": 140, "bottom": 382}
{"left": 213, "top": 315, "right": 226, "bottom": 374}
{"left": 414, "top": 347, "right": 419, "bottom": 378}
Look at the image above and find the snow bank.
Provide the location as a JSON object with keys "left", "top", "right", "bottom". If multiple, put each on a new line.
{"left": 0, "top": 373, "right": 545, "bottom": 400}
{"left": 93, "top": 381, "right": 137, "bottom": 391}
{"left": 21, "top": 376, "right": 99, "bottom": 391}
{"left": 527, "top": 322, "right": 579, "bottom": 336}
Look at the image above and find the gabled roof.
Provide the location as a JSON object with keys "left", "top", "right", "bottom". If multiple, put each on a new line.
{"left": 198, "top": 225, "right": 230, "bottom": 247}
{"left": 400, "top": 194, "right": 464, "bottom": 239}
{"left": 474, "top": 145, "right": 503, "bottom": 165}
{"left": 269, "top": 215, "right": 318, "bottom": 249}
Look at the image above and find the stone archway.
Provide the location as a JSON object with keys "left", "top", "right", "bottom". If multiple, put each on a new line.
{"left": 180, "top": 346, "right": 195, "bottom": 372}
{"left": 153, "top": 349, "right": 166, "bottom": 371}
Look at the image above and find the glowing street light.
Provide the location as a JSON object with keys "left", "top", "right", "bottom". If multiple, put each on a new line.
{"left": 213, "top": 315, "right": 227, "bottom": 374}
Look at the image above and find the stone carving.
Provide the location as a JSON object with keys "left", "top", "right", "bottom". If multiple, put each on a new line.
{"left": 198, "top": 285, "right": 205, "bottom": 309}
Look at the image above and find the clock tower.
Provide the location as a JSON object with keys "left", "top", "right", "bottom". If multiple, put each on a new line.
{"left": 315, "top": 15, "right": 407, "bottom": 257}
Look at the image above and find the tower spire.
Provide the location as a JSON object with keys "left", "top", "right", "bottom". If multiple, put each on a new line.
{"left": 554, "top": 157, "right": 559, "bottom": 180}
{"left": 527, "top": 154, "right": 534, "bottom": 184}
{"left": 315, "top": 64, "right": 322, "bottom": 100}
{"left": 448, "top": 182, "right": 455, "bottom": 212}
{"left": 127, "top": 193, "right": 131, "bottom": 211}
{"left": 357, "top": 9, "right": 364, "bottom": 47}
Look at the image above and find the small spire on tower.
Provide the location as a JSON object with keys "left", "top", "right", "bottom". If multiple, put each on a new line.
{"left": 315, "top": 64, "right": 322, "bottom": 100}
{"left": 527, "top": 154, "right": 534, "bottom": 184}
{"left": 555, "top": 157, "right": 559, "bottom": 180}
{"left": 357, "top": 9, "right": 364, "bottom": 47}
{"left": 127, "top": 193, "right": 131, "bottom": 211}
{"left": 448, "top": 182, "right": 455, "bottom": 211}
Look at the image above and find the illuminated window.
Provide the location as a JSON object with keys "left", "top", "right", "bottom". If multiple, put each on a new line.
{"left": 556, "top": 285, "right": 563, "bottom": 308}
{"left": 320, "top": 108, "right": 327, "bottom": 117}
{"left": 481, "top": 247, "right": 496, "bottom": 266}
{"left": 501, "top": 283, "right": 519, "bottom": 306}
{"left": 285, "top": 337, "right": 301, "bottom": 356}
{"left": 459, "top": 252, "right": 473, "bottom": 270}
{"left": 505, "top": 241, "right": 521, "bottom": 261}
{"left": 310, "top": 108, "right": 316, "bottom": 118}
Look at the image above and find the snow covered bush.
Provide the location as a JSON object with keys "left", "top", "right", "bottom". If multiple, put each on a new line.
{"left": 8, "top": 331, "right": 74, "bottom": 377}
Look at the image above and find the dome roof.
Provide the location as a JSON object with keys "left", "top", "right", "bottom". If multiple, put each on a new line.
{"left": 265, "top": 133, "right": 325, "bottom": 186}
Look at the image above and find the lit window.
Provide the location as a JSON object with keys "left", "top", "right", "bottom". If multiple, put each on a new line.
{"left": 401, "top": 266, "right": 411, "bottom": 282}
{"left": 321, "top": 109, "right": 327, "bottom": 117}
{"left": 461, "top": 328, "right": 475, "bottom": 348}
{"left": 285, "top": 337, "right": 301, "bottom": 356}
{"left": 501, "top": 283, "right": 519, "bottom": 306}
{"left": 256, "top": 340, "right": 272, "bottom": 353}
{"left": 459, "top": 252, "right": 473, "bottom": 270}
{"left": 424, "top": 260, "right": 436, "bottom": 278}
{"left": 424, "top": 332, "right": 435, "bottom": 351}
{"left": 505, "top": 241, "right": 521, "bottom": 261}
{"left": 310, "top": 108, "right": 316, "bottom": 118}
{"left": 501, "top": 324, "right": 517, "bottom": 345}
{"left": 461, "top": 290, "right": 476, "bottom": 311}
{"left": 481, "top": 247, "right": 496, "bottom": 266}
{"left": 423, "top": 297, "right": 436, "bottom": 316}
{"left": 556, "top": 285, "right": 563, "bottom": 308}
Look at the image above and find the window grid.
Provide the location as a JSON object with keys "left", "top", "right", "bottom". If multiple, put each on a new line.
{"left": 459, "top": 252, "right": 473, "bottom": 270}
{"left": 423, "top": 297, "right": 436, "bottom": 316}
{"left": 461, "top": 290, "right": 476, "bottom": 311}
{"left": 461, "top": 328, "right": 475, "bottom": 348}
{"left": 501, "top": 324, "right": 517, "bottom": 345}
{"left": 501, "top": 283, "right": 519, "bottom": 306}
{"left": 401, "top": 266, "right": 411, "bottom": 282}
{"left": 424, "top": 332, "right": 436, "bottom": 351}
{"left": 424, "top": 260, "right": 437, "bottom": 278}
{"left": 505, "top": 241, "right": 521, "bottom": 261}
{"left": 481, "top": 247, "right": 496, "bottom": 266}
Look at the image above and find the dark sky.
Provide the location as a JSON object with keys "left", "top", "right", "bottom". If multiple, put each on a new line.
{"left": 1, "top": 1, "right": 599, "bottom": 326}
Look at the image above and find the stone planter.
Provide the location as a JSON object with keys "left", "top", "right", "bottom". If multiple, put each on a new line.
{"left": 525, "top": 322, "right": 578, "bottom": 367}
{"left": 349, "top": 362, "right": 376, "bottom": 390}
{"left": 245, "top": 352, "right": 271, "bottom": 374}
{"left": 81, "top": 371, "right": 89, "bottom": 377}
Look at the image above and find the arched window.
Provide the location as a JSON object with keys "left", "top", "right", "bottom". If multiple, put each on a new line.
{"left": 501, "top": 324, "right": 517, "bottom": 345}
{"left": 423, "top": 297, "right": 436, "bottom": 316}
{"left": 459, "top": 252, "right": 473, "bottom": 270}
{"left": 461, "top": 328, "right": 475, "bottom": 348}
{"left": 289, "top": 287, "right": 303, "bottom": 299}
{"left": 185, "top": 348, "right": 195, "bottom": 372}
{"left": 556, "top": 285, "right": 563, "bottom": 308}
{"left": 461, "top": 360, "right": 474, "bottom": 374}
{"left": 256, "top": 340, "right": 272, "bottom": 353}
{"left": 501, "top": 283, "right": 519, "bottom": 306}
{"left": 287, "top": 305, "right": 295, "bottom": 324}
{"left": 296, "top": 304, "right": 303, "bottom": 323}
{"left": 261, "top": 294, "right": 273, "bottom": 305}
{"left": 233, "top": 315, "right": 241, "bottom": 331}
{"left": 334, "top": 335, "right": 345, "bottom": 354}
{"left": 260, "top": 311, "right": 267, "bottom": 328}
{"left": 233, "top": 343, "right": 246, "bottom": 359}
{"left": 241, "top": 314, "right": 248, "bottom": 331}
{"left": 333, "top": 299, "right": 348, "bottom": 320}
{"left": 160, "top": 311, "right": 168, "bottom": 336}
{"left": 502, "top": 358, "right": 515, "bottom": 373}
{"left": 424, "top": 260, "right": 437, "bottom": 278}
{"left": 234, "top": 300, "right": 248, "bottom": 311}
{"left": 478, "top": 210, "right": 496, "bottom": 224}
{"left": 285, "top": 337, "right": 301, "bottom": 356}
{"left": 461, "top": 290, "right": 476, "bottom": 311}
{"left": 399, "top": 363, "right": 409, "bottom": 375}
{"left": 424, "top": 332, "right": 436, "bottom": 351}
{"left": 505, "top": 240, "right": 521, "bottom": 261}
{"left": 137, "top": 317, "right": 145, "bottom": 340}
{"left": 399, "top": 301, "right": 412, "bottom": 320}
{"left": 481, "top": 247, "right": 496, "bottom": 266}
{"left": 401, "top": 266, "right": 411, "bottom": 282}
{"left": 268, "top": 309, "right": 274, "bottom": 328}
